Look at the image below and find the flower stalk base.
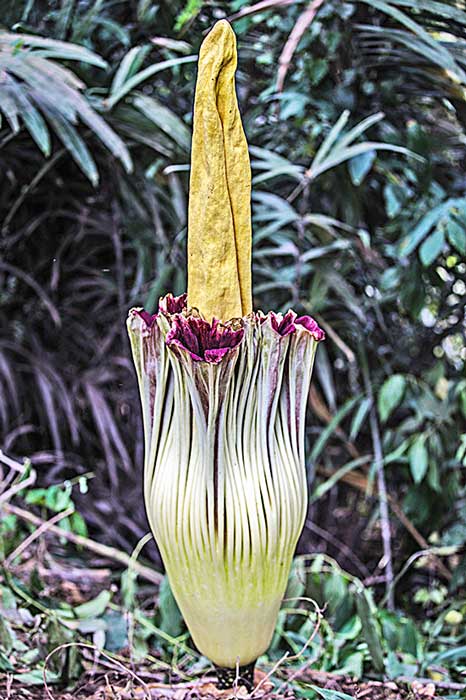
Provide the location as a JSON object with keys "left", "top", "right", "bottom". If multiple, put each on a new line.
{"left": 215, "top": 662, "right": 256, "bottom": 691}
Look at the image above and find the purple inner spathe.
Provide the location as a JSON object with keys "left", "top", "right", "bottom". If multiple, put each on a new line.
{"left": 159, "top": 292, "right": 188, "bottom": 315}
{"left": 269, "top": 310, "right": 297, "bottom": 337}
{"left": 166, "top": 315, "right": 245, "bottom": 364}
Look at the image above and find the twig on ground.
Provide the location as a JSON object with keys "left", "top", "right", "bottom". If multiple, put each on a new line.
{"left": 252, "top": 598, "right": 324, "bottom": 697}
{"left": 42, "top": 642, "right": 152, "bottom": 700}
{"left": 0, "top": 451, "right": 30, "bottom": 473}
{"left": 4, "top": 506, "right": 74, "bottom": 566}
{"left": 0, "top": 468, "right": 36, "bottom": 505}
{"left": 3, "top": 502, "right": 162, "bottom": 586}
{"left": 397, "top": 676, "right": 466, "bottom": 691}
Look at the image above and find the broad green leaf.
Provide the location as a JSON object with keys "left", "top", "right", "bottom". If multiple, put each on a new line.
{"left": 44, "top": 110, "right": 99, "bottom": 185}
{"left": 409, "top": 435, "right": 428, "bottom": 484}
{"left": 354, "top": 585, "right": 385, "bottom": 673}
{"left": 300, "top": 240, "right": 350, "bottom": 263}
{"left": 358, "top": 0, "right": 466, "bottom": 81}
{"left": 308, "top": 141, "right": 419, "bottom": 181}
{"left": 384, "top": 183, "right": 403, "bottom": 219}
{"left": 378, "top": 374, "right": 406, "bottom": 422}
{"left": 283, "top": 557, "right": 306, "bottom": 605}
{"left": 309, "top": 687, "right": 355, "bottom": 700}
{"left": 132, "top": 94, "right": 191, "bottom": 151}
{"left": 0, "top": 650, "right": 14, "bottom": 672}
{"left": 19, "top": 100, "right": 51, "bottom": 156}
{"left": 74, "top": 590, "right": 111, "bottom": 619}
{"left": 0, "top": 85, "right": 20, "bottom": 132}
{"left": 397, "top": 199, "right": 466, "bottom": 256}
{"left": 89, "top": 17, "right": 131, "bottom": 47}
{"left": 1, "top": 31, "right": 107, "bottom": 68}
{"left": 431, "top": 645, "right": 466, "bottom": 665}
{"left": 419, "top": 226, "right": 445, "bottom": 266}
{"left": 334, "top": 651, "right": 364, "bottom": 679}
{"left": 303, "top": 213, "right": 354, "bottom": 236}
{"left": 0, "top": 617, "right": 14, "bottom": 655}
{"left": 350, "top": 397, "right": 371, "bottom": 440}
{"left": 111, "top": 45, "right": 151, "bottom": 96}
{"left": 150, "top": 37, "right": 191, "bottom": 54}
{"left": 447, "top": 218, "right": 466, "bottom": 255}
{"left": 0, "top": 42, "right": 132, "bottom": 173}
{"left": 252, "top": 166, "right": 303, "bottom": 185}
{"left": 14, "top": 669, "right": 61, "bottom": 686}
{"left": 323, "top": 572, "right": 347, "bottom": 614}
{"left": 394, "top": 0, "right": 466, "bottom": 25}
{"left": 335, "top": 111, "right": 384, "bottom": 151}
{"left": 385, "top": 650, "right": 415, "bottom": 679}
{"left": 337, "top": 615, "right": 362, "bottom": 641}
{"left": 348, "top": 149, "right": 376, "bottom": 185}
{"left": 2, "top": 74, "right": 50, "bottom": 153}
{"left": 401, "top": 619, "right": 419, "bottom": 657}
{"left": 315, "top": 344, "right": 336, "bottom": 411}
{"left": 158, "top": 575, "right": 184, "bottom": 637}
{"left": 312, "top": 110, "right": 350, "bottom": 168}
{"left": 102, "top": 612, "right": 128, "bottom": 652}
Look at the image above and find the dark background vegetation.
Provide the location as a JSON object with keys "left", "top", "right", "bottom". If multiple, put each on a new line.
{"left": 1, "top": 0, "right": 466, "bottom": 692}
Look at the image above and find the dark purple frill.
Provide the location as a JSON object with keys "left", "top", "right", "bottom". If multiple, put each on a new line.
{"left": 166, "top": 315, "right": 244, "bottom": 364}
{"left": 268, "top": 310, "right": 325, "bottom": 342}
{"left": 134, "top": 294, "right": 324, "bottom": 363}
{"left": 159, "top": 292, "right": 188, "bottom": 315}
{"left": 269, "top": 310, "right": 297, "bottom": 337}
{"left": 296, "top": 315, "right": 325, "bottom": 341}
{"left": 135, "top": 293, "right": 187, "bottom": 328}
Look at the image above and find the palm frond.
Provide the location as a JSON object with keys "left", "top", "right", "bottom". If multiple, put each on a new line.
{"left": 354, "top": 0, "right": 466, "bottom": 102}
{"left": 307, "top": 111, "right": 422, "bottom": 180}
{"left": 0, "top": 31, "right": 131, "bottom": 183}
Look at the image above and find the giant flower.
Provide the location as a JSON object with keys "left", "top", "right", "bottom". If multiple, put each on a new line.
{"left": 127, "top": 20, "right": 324, "bottom": 690}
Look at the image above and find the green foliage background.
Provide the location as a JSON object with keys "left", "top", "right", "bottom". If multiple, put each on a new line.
{"left": 1, "top": 0, "right": 466, "bottom": 641}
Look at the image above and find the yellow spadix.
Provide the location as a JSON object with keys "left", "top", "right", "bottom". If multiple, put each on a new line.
{"left": 187, "top": 20, "right": 252, "bottom": 322}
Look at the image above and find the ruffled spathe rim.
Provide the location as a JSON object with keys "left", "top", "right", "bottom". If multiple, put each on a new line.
{"left": 131, "top": 293, "right": 325, "bottom": 364}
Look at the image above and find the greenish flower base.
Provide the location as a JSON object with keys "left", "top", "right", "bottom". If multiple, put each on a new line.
{"left": 215, "top": 661, "right": 256, "bottom": 691}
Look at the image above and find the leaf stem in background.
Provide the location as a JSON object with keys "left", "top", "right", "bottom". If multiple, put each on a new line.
{"left": 2, "top": 149, "right": 65, "bottom": 233}
{"left": 276, "top": 0, "right": 326, "bottom": 95}
{"left": 361, "top": 352, "right": 395, "bottom": 610}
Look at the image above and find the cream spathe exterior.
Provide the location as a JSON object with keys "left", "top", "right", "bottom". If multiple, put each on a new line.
{"left": 127, "top": 309, "right": 320, "bottom": 666}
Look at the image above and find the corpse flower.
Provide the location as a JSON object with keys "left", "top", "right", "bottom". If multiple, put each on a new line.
{"left": 127, "top": 20, "right": 324, "bottom": 690}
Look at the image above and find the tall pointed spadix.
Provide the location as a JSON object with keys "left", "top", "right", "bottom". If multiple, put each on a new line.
{"left": 188, "top": 20, "right": 252, "bottom": 321}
